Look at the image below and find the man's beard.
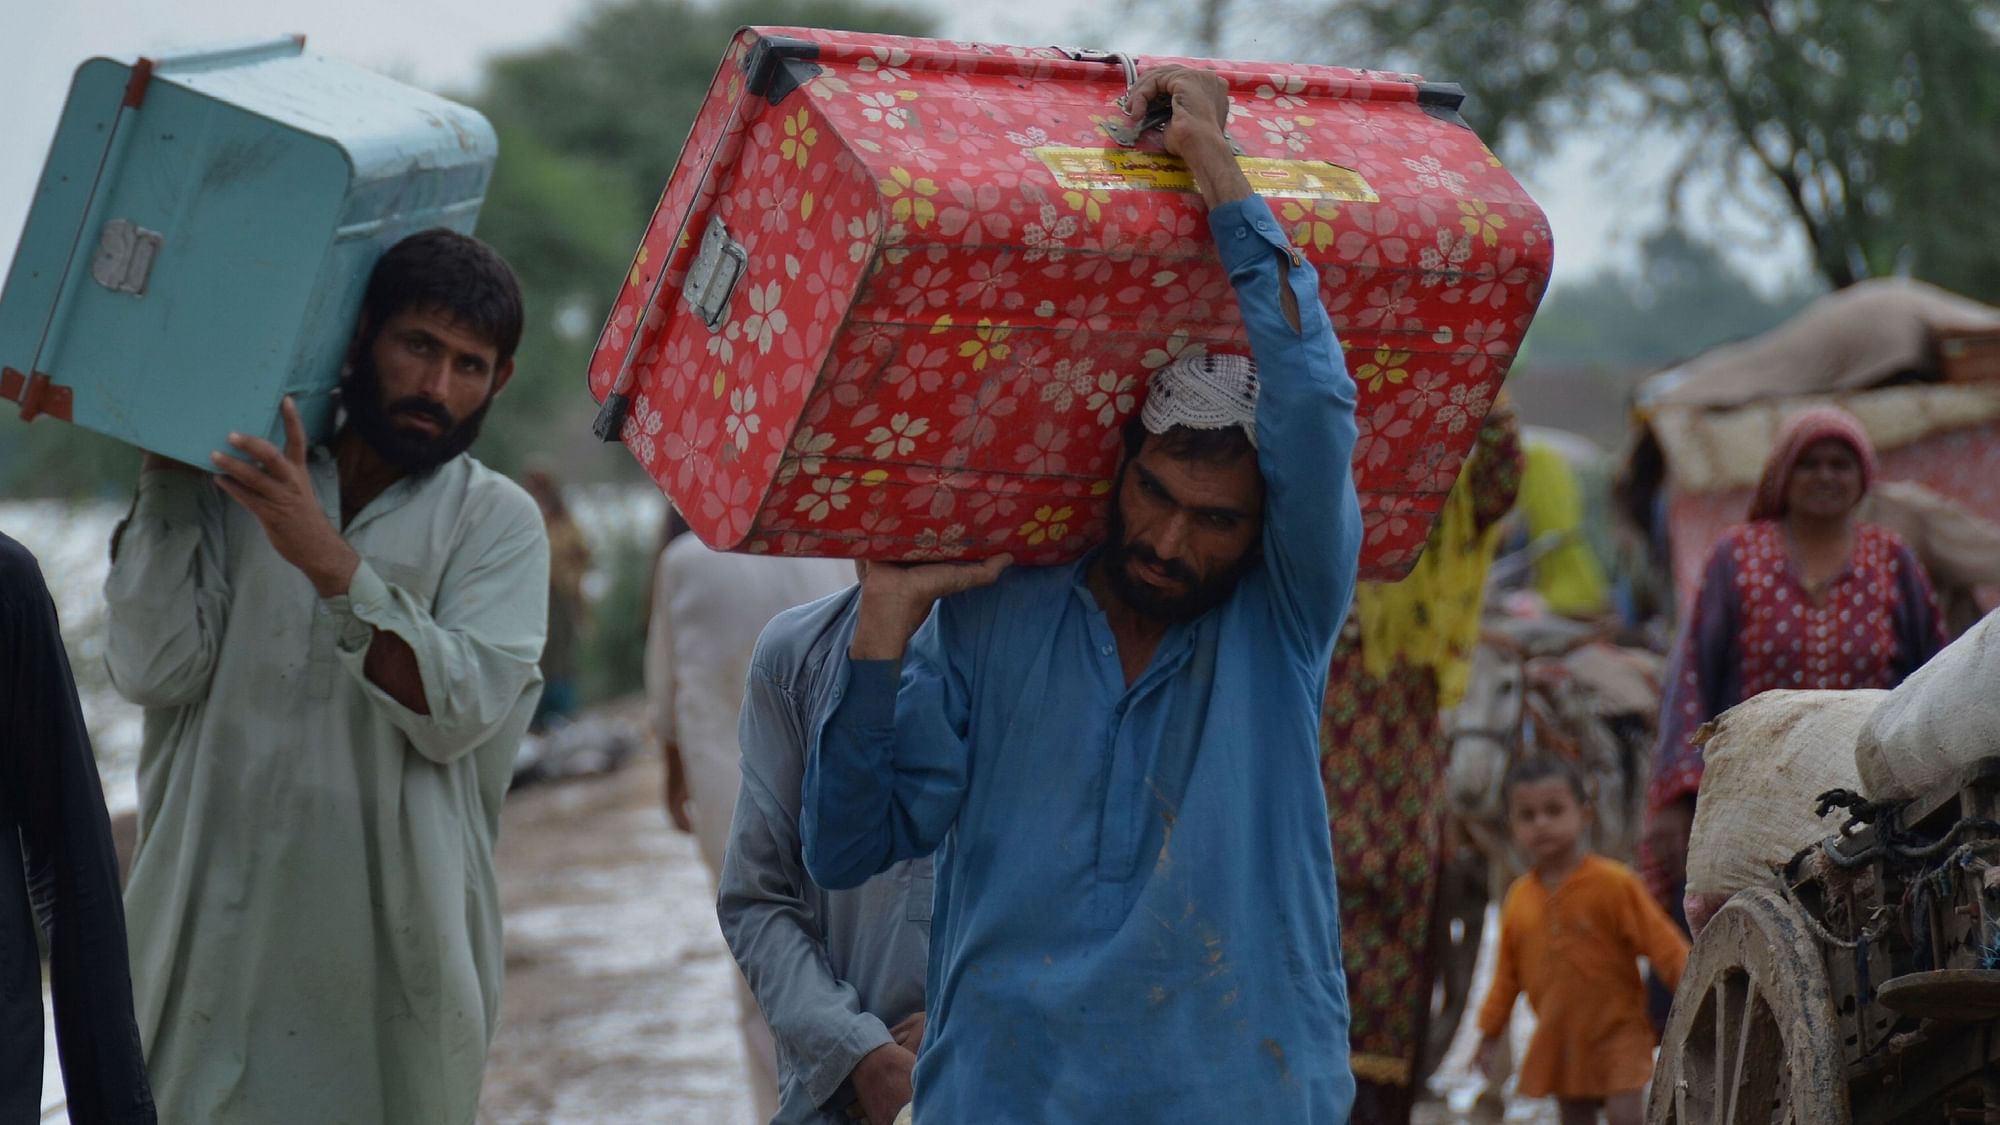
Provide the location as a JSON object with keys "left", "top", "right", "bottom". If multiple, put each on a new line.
{"left": 339, "top": 348, "right": 491, "bottom": 475}
{"left": 1100, "top": 465, "right": 1261, "bottom": 626}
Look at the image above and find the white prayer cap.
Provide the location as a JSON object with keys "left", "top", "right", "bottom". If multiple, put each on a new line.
{"left": 1139, "top": 353, "right": 1260, "bottom": 448}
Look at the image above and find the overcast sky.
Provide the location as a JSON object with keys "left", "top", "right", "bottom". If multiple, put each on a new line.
{"left": 0, "top": 0, "right": 1812, "bottom": 296}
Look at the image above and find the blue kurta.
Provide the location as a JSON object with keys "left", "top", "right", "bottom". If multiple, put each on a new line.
{"left": 804, "top": 196, "right": 1361, "bottom": 1123}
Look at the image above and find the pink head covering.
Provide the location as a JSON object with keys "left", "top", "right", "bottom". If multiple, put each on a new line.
{"left": 1748, "top": 405, "right": 1878, "bottom": 521}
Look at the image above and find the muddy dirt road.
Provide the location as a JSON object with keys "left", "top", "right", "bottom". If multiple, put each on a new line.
{"left": 477, "top": 750, "right": 756, "bottom": 1125}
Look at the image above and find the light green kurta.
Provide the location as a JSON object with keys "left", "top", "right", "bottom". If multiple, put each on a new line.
{"left": 104, "top": 449, "right": 548, "bottom": 1125}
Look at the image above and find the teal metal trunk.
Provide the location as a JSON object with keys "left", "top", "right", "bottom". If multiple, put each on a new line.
{"left": 0, "top": 37, "right": 497, "bottom": 468}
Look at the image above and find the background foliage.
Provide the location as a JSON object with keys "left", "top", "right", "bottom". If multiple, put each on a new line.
{"left": 1321, "top": 0, "right": 2000, "bottom": 299}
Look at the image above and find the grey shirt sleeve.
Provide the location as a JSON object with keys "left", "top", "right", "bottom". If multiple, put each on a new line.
{"left": 718, "top": 663, "right": 894, "bottom": 1111}
{"left": 104, "top": 471, "right": 232, "bottom": 708}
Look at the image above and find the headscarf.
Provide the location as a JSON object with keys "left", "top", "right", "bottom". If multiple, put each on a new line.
{"left": 1141, "top": 353, "right": 1260, "bottom": 446}
{"left": 1748, "top": 404, "right": 1878, "bottom": 522}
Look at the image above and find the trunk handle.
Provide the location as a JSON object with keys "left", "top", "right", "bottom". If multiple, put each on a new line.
{"left": 1055, "top": 46, "right": 1241, "bottom": 153}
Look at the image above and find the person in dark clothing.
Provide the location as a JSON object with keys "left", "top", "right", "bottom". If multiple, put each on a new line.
{"left": 0, "top": 532, "right": 155, "bottom": 1123}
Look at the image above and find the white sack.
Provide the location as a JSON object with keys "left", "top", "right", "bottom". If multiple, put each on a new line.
{"left": 1686, "top": 689, "right": 1880, "bottom": 898}
{"left": 1857, "top": 609, "right": 2000, "bottom": 800}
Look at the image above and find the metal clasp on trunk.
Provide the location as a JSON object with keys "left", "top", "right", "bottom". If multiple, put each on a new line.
{"left": 682, "top": 217, "right": 748, "bottom": 332}
{"left": 90, "top": 220, "right": 163, "bottom": 295}
{"left": 592, "top": 213, "right": 745, "bottom": 443}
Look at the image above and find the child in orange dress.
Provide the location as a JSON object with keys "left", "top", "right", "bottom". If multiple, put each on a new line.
{"left": 1474, "top": 757, "right": 1690, "bottom": 1125}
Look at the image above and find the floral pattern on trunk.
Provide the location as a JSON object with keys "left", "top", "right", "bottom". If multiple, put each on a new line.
{"left": 589, "top": 28, "right": 1554, "bottom": 576}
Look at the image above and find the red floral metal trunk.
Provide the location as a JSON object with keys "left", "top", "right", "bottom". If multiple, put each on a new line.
{"left": 587, "top": 27, "right": 1553, "bottom": 579}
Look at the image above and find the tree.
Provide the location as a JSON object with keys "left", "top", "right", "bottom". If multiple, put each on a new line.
{"left": 1321, "top": 0, "right": 2000, "bottom": 300}
{"left": 1522, "top": 226, "right": 1819, "bottom": 369}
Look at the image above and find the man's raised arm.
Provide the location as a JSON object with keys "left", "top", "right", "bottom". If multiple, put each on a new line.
{"left": 802, "top": 559, "right": 1004, "bottom": 890}
{"left": 1129, "top": 65, "right": 1362, "bottom": 652}
{"left": 104, "top": 461, "right": 233, "bottom": 709}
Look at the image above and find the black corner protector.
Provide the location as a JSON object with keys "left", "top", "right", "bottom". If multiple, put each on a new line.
{"left": 1416, "top": 81, "right": 1470, "bottom": 127}
{"left": 742, "top": 34, "right": 825, "bottom": 105}
{"left": 591, "top": 392, "right": 632, "bottom": 443}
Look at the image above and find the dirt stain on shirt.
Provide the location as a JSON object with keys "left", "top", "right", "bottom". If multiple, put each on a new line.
{"left": 1262, "top": 1038, "right": 1292, "bottom": 1083}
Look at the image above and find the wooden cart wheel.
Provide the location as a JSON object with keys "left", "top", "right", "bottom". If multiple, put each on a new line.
{"left": 1647, "top": 887, "right": 1849, "bottom": 1125}
{"left": 1416, "top": 844, "right": 1488, "bottom": 1085}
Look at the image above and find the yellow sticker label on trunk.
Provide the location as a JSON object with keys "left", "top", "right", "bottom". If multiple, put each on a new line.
{"left": 1033, "top": 146, "right": 1379, "bottom": 202}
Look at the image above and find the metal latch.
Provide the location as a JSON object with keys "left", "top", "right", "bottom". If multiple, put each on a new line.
{"left": 91, "top": 220, "right": 163, "bottom": 295}
{"left": 682, "top": 217, "right": 748, "bottom": 331}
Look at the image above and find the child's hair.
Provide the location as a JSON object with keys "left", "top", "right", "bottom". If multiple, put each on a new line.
{"left": 1502, "top": 755, "right": 1590, "bottom": 806}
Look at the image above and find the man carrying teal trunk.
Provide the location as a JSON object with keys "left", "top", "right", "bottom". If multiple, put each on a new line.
{"left": 106, "top": 231, "right": 547, "bottom": 1124}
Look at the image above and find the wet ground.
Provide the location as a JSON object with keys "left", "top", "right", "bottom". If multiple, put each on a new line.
{"left": 476, "top": 749, "right": 756, "bottom": 1125}
{"left": 1417, "top": 911, "right": 1562, "bottom": 1125}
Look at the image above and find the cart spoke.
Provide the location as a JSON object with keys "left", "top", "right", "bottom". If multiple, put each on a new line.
{"left": 1725, "top": 977, "right": 1757, "bottom": 1122}
{"left": 1712, "top": 976, "right": 1733, "bottom": 1113}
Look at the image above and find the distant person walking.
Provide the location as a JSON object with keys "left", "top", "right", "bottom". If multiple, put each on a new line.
{"left": 523, "top": 465, "right": 592, "bottom": 731}
{"left": 2, "top": 533, "right": 155, "bottom": 1124}
{"left": 1321, "top": 399, "right": 1521, "bottom": 1122}
{"left": 1476, "top": 757, "right": 1688, "bottom": 1125}
{"left": 1515, "top": 434, "right": 1611, "bottom": 619}
{"left": 645, "top": 529, "right": 851, "bottom": 1118}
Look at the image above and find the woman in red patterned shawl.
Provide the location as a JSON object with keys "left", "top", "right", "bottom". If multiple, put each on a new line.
{"left": 1642, "top": 405, "right": 1945, "bottom": 914}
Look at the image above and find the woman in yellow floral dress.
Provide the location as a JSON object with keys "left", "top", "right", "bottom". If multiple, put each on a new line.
{"left": 1321, "top": 400, "right": 1522, "bottom": 1123}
